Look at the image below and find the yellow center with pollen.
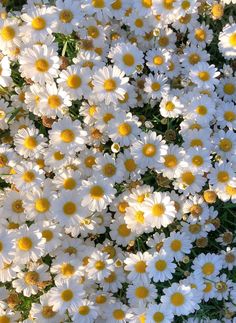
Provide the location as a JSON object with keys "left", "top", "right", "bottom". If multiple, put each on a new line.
{"left": 151, "top": 82, "right": 161, "bottom": 91}
{"left": 95, "top": 260, "right": 105, "bottom": 270}
{"left": 35, "top": 198, "right": 50, "bottom": 213}
{"left": 102, "top": 163, "right": 116, "bottom": 177}
{"left": 171, "top": 293, "right": 185, "bottom": 306}
{"left": 124, "top": 159, "right": 136, "bottom": 172}
{"left": 41, "top": 306, "right": 56, "bottom": 319}
{"left": 142, "top": 143, "right": 156, "bottom": 157}
{"left": 92, "top": 0, "right": 105, "bottom": 8}
{"left": 226, "top": 185, "right": 236, "bottom": 195}
{"left": 123, "top": 53, "right": 135, "bottom": 66}
{"left": 104, "top": 79, "right": 117, "bottom": 91}
{"left": 24, "top": 136, "right": 37, "bottom": 149}
{"left": 198, "top": 71, "right": 210, "bottom": 81}
{"left": 165, "top": 101, "right": 175, "bottom": 111}
{"left": 217, "top": 171, "right": 229, "bottom": 183}
{"left": 152, "top": 203, "right": 165, "bottom": 217}
{"left": 24, "top": 271, "right": 39, "bottom": 285}
{"left": 60, "top": 129, "right": 75, "bottom": 143}
{"left": 54, "top": 151, "right": 64, "bottom": 160}
{"left": 142, "top": 0, "right": 152, "bottom": 7}
{"left": 84, "top": 156, "right": 96, "bottom": 168}
{"left": 229, "top": 33, "right": 236, "bottom": 47}
{"left": 22, "top": 171, "right": 35, "bottom": 183}
{"left": 0, "top": 316, "right": 10, "bottom": 323}
{"left": 35, "top": 59, "right": 49, "bottom": 72}
{"left": 195, "top": 28, "right": 206, "bottom": 41}
{"left": 223, "top": 83, "right": 235, "bottom": 95}
{"left": 90, "top": 185, "right": 104, "bottom": 199}
{"left": 113, "top": 309, "right": 125, "bottom": 320}
{"left": 171, "top": 239, "right": 182, "bottom": 251}
{"left": 164, "top": 154, "right": 177, "bottom": 168}
{"left": 12, "top": 200, "right": 24, "bottom": 213}
{"left": 48, "top": 95, "right": 61, "bottom": 109}
{"left": 219, "top": 138, "right": 232, "bottom": 152}
{"left": 79, "top": 305, "right": 90, "bottom": 315}
{"left": 135, "top": 211, "right": 145, "bottom": 223}
{"left": 118, "top": 123, "right": 131, "bottom": 136}
{"left": 192, "top": 155, "right": 203, "bottom": 166}
{"left": 181, "top": 171, "right": 195, "bottom": 185}
{"left": 59, "top": 9, "right": 73, "bottom": 23}
{"left": 155, "top": 260, "right": 167, "bottom": 271}
{"left": 63, "top": 178, "right": 77, "bottom": 190}
{"left": 61, "top": 263, "right": 75, "bottom": 277}
{"left": 188, "top": 53, "right": 200, "bottom": 65}
{"left": 63, "top": 201, "right": 77, "bottom": 216}
{"left": 153, "top": 55, "right": 163, "bottom": 65}
{"left": 202, "top": 262, "right": 214, "bottom": 275}
{"left": 67, "top": 74, "right": 81, "bottom": 89}
{"left": 196, "top": 105, "right": 207, "bottom": 115}
{"left": 153, "top": 312, "right": 164, "bottom": 322}
{"left": 32, "top": 16, "right": 46, "bottom": 30}
{"left": 17, "top": 237, "right": 33, "bottom": 251}
{"left": 224, "top": 111, "right": 235, "bottom": 121}
{"left": 1, "top": 26, "right": 15, "bottom": 41}
{"left": 135, "top": 18, "right": 144, "bottom": 28}
{"left": 134, "top": 260, "right": 147, "bottom": 273}
{"left": 118, "top": 224, "right": 131, "bottom": 237}
{"left": 61, "top": 289, "right": 73, "bottom": 301}
{"left": 111, "top": 0, "right": 122, "bottom": 10}
{"left": 135, "top": 286, "right": 149, "bottom": 298}
{"left": 42, "top": 230, "right": 53, "bottom": 241}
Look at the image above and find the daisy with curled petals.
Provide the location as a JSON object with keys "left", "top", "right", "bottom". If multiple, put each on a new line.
{"left": 14, "top": 127, "right": 47, "bottom": 159}
{"left": 19, "top": 45, "right": 60, "bottom": 85}
{"left": 39, "top": 82, "right": 72, "bottom": 118}
{"left": 80, "top": 174, "right": 116, "bottom": 212}
{"left": 92, "top": 65, "right": 129, "bottom": 105}
{"left": 48, "top": 279, "right": 85, "bottom": 314}
{"left": 130, "top": 131, "right": 168, "bottom": 170}
{"left": 189, "top": 62, "right": 220, "bottom": 90}
{"left": 49, "top": 117, "right": 87, "bottom": 154}
{"left": 12, "top": 162, "right": 45, "bottom": 191}
{"left": 219, "top": 23, "right": 236, "bottom": 59}
{"left": 30, "top": 293, "right": 65, "bottom": 323}
{"left": 147, "top": 250, "right": 176, "bottom": 282}
{"left": 108, "top": 42, "right": 144, "bottom": 76}
{"left": 15, "top": 224, "right": 45, "bottom": 264}
{"left": 124, "top": 251, "right": 152, "bottom": 285}
{"left": 142, "top": 192, "right": 176, "bottom": 229}
{"left": 161, "top": 283, "right": 198, "bottom": 316}
{"left": 57, "top": 65, "right": 92, "bottom": 100}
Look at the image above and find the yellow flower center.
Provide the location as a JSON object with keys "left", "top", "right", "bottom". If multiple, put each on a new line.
{"left": 195, "top": 28, "right": 206, "bottom": 41}
{"left": 41, "top": 306, "right": 56, "bottom": 319}
{"left": 92, "top": 0, "right": 105, "bottom": 8}
{"left": 181, "top": 171, "right": 195, "bottom": 185}
{"left": 1, "top": 26, "right": 15, "bottom": 41}
{"left": 124, "top": 159, "right": 136, "bottom": 172}
{"left": 61, "top": 263, "right": 75, "bottom": 277}
{"left": 202, "top": 262, "right": 214, "bottom": 275}
{"left": 171, "top": 292, "right": 185, "bottom": 306}
{"left": 48, "top": 95, "right": 61, "bottom": 109}
{"left": 153, "top": 312, "right": 164, "bottom": 322}
{"left": 142, "top": 0, "right": 152, "bottom": 7}
{"left": 226, "top": 185, "right": 236, "bottom": 195}
{"left": 229, "top": 33, "right": 236, "bottom": 47}
{"left": 90, "top": 185, "right": 104, "bottom": 199}
{"left": 196, "top": 105, "right": 207, "bottom": 115}
{"left": 22, "top": 171, "right": 35, "bottom": 183}
{"left": 53, "top": 151, "right": 64, "bottom": 160}
{"left": 204, "top": 282, "right": 212, "bottom": 293}
{"left": 0, "top": 316, "right": 10, "bottom": 323}
{"left": 217, "top": 171, "right": 229, "bottom": 183}
{"left": 155, "top": 260, "right": 167, "bottom": 271}
{"left": 192, "top": 155, "right": 203, "bottom": 166}
{"left": 102, "top": 163, "right": 116, "bottom": 177}
{"left": 118, "top": 201, "right": 129, "bottom": 213}
{"left": 152, "top": 203, "right": 165, "bottom": 217}
{"left": 104, "top": 79, "right": 117, "bottom": 91}
{"left": 87, "top": 25, "right": 99, "bottom": 38}
{"left": 103, "top": 113, "right": 114, "bottom": 123}
{"left": 17, "top": 237, "right": 33, "bottom": 251}
{"left": 211, "top": 3, "right": 224, "bottom": 19}
{"left": 24, "top": 271, "right": 39, "bottom": 285}
{"left": 135, "top": 211, "right": 145, "bottom": 223}
{"left": 142, "top": 143, "right": 156, "bottom": 157}
{"left": 219, "top": 138, "right": 232, "bottom": 152}
{"left": 135, "top": 286, "right": 149, "bottom": 298}
{"left": 223, "top": 83, "right": 235, "bottom": 95}
{"left": 111, "top": 0, "right": 122, "bottom": 10}
{"left": 79, "top": 305, "right": 90, "bottom": 315}
{"left": 0, "top": 154, "right": 8, "bottom": 167}
{"left": 60, "top": 129, "right": 75, "bottom": 143}
{"left": 163, "top": 0, "right": 175, "bottom": 10}
{"left": 12, "top": 200, "right": 24, "bottom": 213}
{"left": 151, "top": 82, "right": 161, "bottom": 91}
{"left": 104, "top": 271, "right": 116, "bottom": 283}
{"left": 59, "top": 9, "right": 73, "bottom": 23}
{"left": 188, "top": 53, "right": 200, "bottom": 65}
{"left": 24, "top": 136, "right": 37, "bottom": 149}
{"left": 113, "top": 309, "right": 125, "bottom": 320}
{"left": 63, "top": 178, "right": 77, "bottom": 190}
{"left": 35, "top": 198, "right": 50, "bottom": 213}
{"left": 134, "top": 260, "right": 147, "bottom": 273}
{"left": 35, "top": 59, "right": 49, "bottom": 72}
{"left": 189, "top": 223, "right": 201, "bottom": 234}
{"left": 118, "top": 224, "right": 131, "bottom": 237}
{"left": 158, "top": 36, "right": 169, "bottom": 47}
{"left": 67, "top": 74, "right": 81, "bottom": 89}
{"left": 123, "top": 53, "right": 135, "bottom": 66}
{"left": 224, "top": 111, "right": 235, "bottom": 121}
{"left": 153, "top": 55, "right": 163, "bottom": 65}
{"left": 95, "top": 294, "right": 107, "bottom": 304}
{"left": 170, "top": 239, "right": 182, "bottom": 251}
{"left": 84, "top": 155, "right": 96, "bottom": 168}
{"left": 198, "top": 71, "right": 210, "bottom": 81}
{"left": 118, "top": 122, "right": 131, "bottom": 136}
{"left": 61, "top": 289, "right": 74, "bottom": 301}
{"left": 135, "top": 18, "right": 144, "bottom": 28}
{"left": 95, "top": 260, "right": 105, "bottom": 270}
{"left": 190, "top": 139, "right": 203, "bottom": 147}
{"left": 42, "top": 230, "right": 53, "bottom": 241}
{"left": 31, "top": 16, "right": 46, "bottom": 30}
{"left": 164, "top": 154, "right": 177, "bottom": 168}
{"left": 63, "top": 202, "right": 77, "bottom": 216}
{"left": 190, "top": 204, "right": 202, "bottom": 217}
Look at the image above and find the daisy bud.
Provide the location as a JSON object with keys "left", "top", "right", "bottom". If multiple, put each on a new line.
{"left": 145, "top": 121, "right": 154, "bottom": 129}
{"left": 182, "top": 256, "right": 190, "bottom": 264}
{"left": 203, "top": 190, "right": 217, "bottom": 203}
{"left": 115, "top": 259, "right": 123, "bottom": 268}
{"left": 211, "top": 3, "right": 224, "bottom": 19}
{"left": 196, "top": 237, "right": 208, "bottom": 248}
{"left": 153, "top": 28, "right": 160, "bottom": 37}
{"left": 212, "top": 218, "right": 221, "bottom": 229}
{"left": 165, "top": 129, "right": 176, "bottom": 141}
{"left": 111, "top": 142, "right": 120, "bottom": 153}
{"left": 184, "top": 271, "right": 190, "bottom": 277}
{"left": 225, "top": 310, "right": 235, "bottom": 319}
{"left": 7, "top": 293, "right": 20, "bottom": 309}
{"left": 222, "top": 231, "right": 233, "bottom": 245}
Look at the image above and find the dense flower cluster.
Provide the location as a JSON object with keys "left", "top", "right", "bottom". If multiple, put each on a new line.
{"left": 0, "top": 0, "right": 236, "bottom": 322}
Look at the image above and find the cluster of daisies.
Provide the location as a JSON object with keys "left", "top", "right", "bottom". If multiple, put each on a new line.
{"left": 0, "top": 0, "right": 236, "bottom": 322}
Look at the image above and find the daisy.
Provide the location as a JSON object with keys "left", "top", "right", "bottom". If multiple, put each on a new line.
{"left": 181, "top": 45, "right": 210, "bottom": 70}
{"left": 102, "top": 267, "right": 126, "bottom": 293}
{"left": 207, "top": 162, "right": 236, "bottom": 191}
{"left": 146, "top": 303, "right": 174, "bottom": 323}
{"left": 164, "top": 231, "right": 192, "bottom": 261}
{"left": 221, "top": 247, "right": 236, "bottom": 270}
{"left": 145, "top": 48, "right": 170, "bottom": 73}
{"left": 80, "top": 175, "right": 116, "bottom": 212}
{"left": 217, "top": 76, "right": 236, "bottom": 102}
{"left": 51, "top": 254, "right": 81, "bottom": 283}
{"left": 92, "top": 65, "right": 129, "bottom": 105}
{"left": 124, "top": 204, "right": 149, "bottom": 235}
{"left": 189, "top": 62, "right": 220, "bottom": 90}
{"left": 49, "top": 117, "right": 87, "bottom": 154}
{"left": 144, "top": 74, "right": 169, "bottom": 100}
{"left": 213, "top": 130, "right": 236, "bottom": 160}
{"left": 161, "top": 144, "right": 185, "bottom": 179}
{"left": 109, "top": 42, "right": 144, "bottom": 75}
{"left": 174, "top": 168, "right": 207, "bottom": 196}
{"left": 159, "top": 94, "right": 183, "bottom": 118}
{"left": 19, "top": 45, "right": 60, "bottom": 85}
{"left": 14, "top": 224, "right": 45, "bottom": 264}
{"left": 184, "top": 147, "right": 211, "bottom": 174}
{"left": 192, "top": 253, "right": 223, "bottom": 278}
{"left": 0, "top": 17, "right": 21, "bottom": 53}
{"left": 142, "top": 192, "right": 176, "bottom": 229}
{"left": 161, "top": 283, "right": 198, "bottom": 316}
{"left": 69, "top": 299, "right": 99, "bottom": 323}
{"left": 57, "top": 65, "right": 92, "bottom": 100}
{"left": 48, "top": 279, "right": 85, "bottom": 313}
{"left": 219, "top": 23, "right": 236, "bottom": 59}
{"left": 189, "top": 23, "right": 213, "bottom": 47}
{"left": 126, "top": 11, "right": 152, "bottom": 36}
{"left": 81, "top": 0, "right": 113, "bottom": 22}
{"left": 124, "top": 251, "right": 152, "bottom": 285}
{"left": 12, "top": 162, "right": 45, "bottom": 191}
{"left": 93, "top": 153, "right": 124, "bottom": 183}
{"left": 37, "top": 221, "right": 62, "bottom": 254}
{"left": 147, "top": 250, "right": 176, "bottom": 282}
{"left": 85, "top": 250, "right": 114, "bottom": 281}
{"left": 126, "top": 282, "right": 157, "bottom": 306}
{"left": 130, "top": 131, "right": 168, "bottom": 169}
{"left": 103, "top": 302, "right": 133, "bottom": 323}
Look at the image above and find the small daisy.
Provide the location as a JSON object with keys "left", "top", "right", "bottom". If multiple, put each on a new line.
{"left": 147, "top": 250, "right": 176, "bottom": 282}
{"left": 219, "top": 23, "right": 236, "bottom": 59}
{"left": 164, "top": 231, "right": 192, "bottom": 261}
{"left": 146, "top": 303, "right": 174, "bottom": 323}
{"left": 126, "top": 282, "right": 157, "bottom": 306}
{"left": 124, "top": 251, "right": 152, "bottom": 285}
{"left": 12, "top": 162, "right": 45, "bottom": 191}
{"left": 70, "top": 299, "right": 99, "bottom": 323}
{"left": 189, "top": 62, "right": 220, "bottom": 90}
{"left": 85, "top": 250, "right": 114, "bottom": 281}
{"left": 192, "top": 253, "right": 223, "bottom": 278}
{"left": 144, "top": 74, "right": 169, "bottom": 100}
